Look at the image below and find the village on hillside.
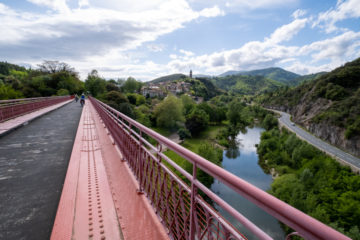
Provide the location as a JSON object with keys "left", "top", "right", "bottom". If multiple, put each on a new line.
{"left": 140, "top": 71, "right": 204, "bottom": 103}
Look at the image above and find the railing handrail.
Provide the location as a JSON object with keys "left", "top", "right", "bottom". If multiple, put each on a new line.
{"left": 91, "top": 97, "right": 350, "bottom": 240}
{"left": 0, "top": 95, "right": 67, "bottom": 103}
{"left": 0, "top": 96, "right": 71, "bottom": 122}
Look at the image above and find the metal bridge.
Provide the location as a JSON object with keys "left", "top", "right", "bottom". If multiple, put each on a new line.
{"left": 0, "top": 96, "right": 350, "bottom": 240}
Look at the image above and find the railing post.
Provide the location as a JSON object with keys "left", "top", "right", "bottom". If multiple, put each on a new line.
{"left": 137, "top": 130, "right": 144, "bottom": 194}
{"left": 189, "top": 162, "right": 197, "bottom": 240}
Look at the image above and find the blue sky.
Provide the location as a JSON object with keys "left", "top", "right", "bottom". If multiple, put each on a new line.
{"left": 0, "top": 0, "right": 359, "bottom": 80}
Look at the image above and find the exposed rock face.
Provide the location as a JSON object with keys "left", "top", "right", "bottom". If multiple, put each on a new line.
{"left": 306, "top": 122, "right": 360, "bottom": 157}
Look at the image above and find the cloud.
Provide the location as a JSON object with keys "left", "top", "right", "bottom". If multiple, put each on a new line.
{"left": 78, "top": 0, "right": 89, "bottom": 8}
{"left": 0, "top": 1, "right": 224, "bottom": 79}
{"left": 313, "top": 0, "right": 360, "bottom": 33}
{"left": 225, "top": 0, "right": 298, "bottom": 9}
{"left": 266, "top": 18, "right": 308, "bottom": 44}
{"left": 27, "top": 0, "right": 70, "bottom": 13}
{"left": 179, "top": 49, "right": 194, "bottom": 56}
{"left": 147, "top": 44, "right": 165, "bottom": 52}
{"left": 292, "top": 9, "right": 307, "bottom": 19}
{"left": 166, "top": 20, "right": 360, "bottom": 76}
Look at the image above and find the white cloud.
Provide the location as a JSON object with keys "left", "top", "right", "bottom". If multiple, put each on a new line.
{"left": 266, "top": 18, "right": 308, "bottom": 44}
{"left": 179, "top": 49, "right": 194, "bottom": 56}
{"left": 198, "top": 5, "right": 224, "bottom": 17}
{"left": 292, "top": 9, "right": 307, "bottom": 19}
{"left": 166, "top": 20, "right": 360, "bottom": 76}
{"left": 192, "top": 0, "right": 298, "bottom": 10}
{"left": 313, "top": 0, "right": 360, "bottom": 33}
{"left": 27, "top": 0, "right": 70, "bottom": 13}
{"left": 0, "top": 1, "right": 223, "bottom": 74}
{"left": 147, "top": 44, "right": 165, "bottom": 52}
{"left": 78, "top": 0, "right": 89, "bottom": 8}
{"left": 225, "top": 0, "right": 298, "bottom": 9}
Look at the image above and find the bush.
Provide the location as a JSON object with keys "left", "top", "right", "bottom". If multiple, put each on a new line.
{"left": 178, "top": 127, "right": 191, "bottom": 140}
{"left": 56, "top": 88, "right": 69, "bottom": 96}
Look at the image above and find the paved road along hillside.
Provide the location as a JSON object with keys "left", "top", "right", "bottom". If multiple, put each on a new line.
{"left": 274, "top": 110, "right": 360, "bottom": 172}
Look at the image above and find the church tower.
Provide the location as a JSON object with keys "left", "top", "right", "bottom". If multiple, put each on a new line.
{"left": 189, "top": 70, "right": 192, "bottom": 78}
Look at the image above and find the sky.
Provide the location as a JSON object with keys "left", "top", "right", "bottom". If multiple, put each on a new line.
{"left": 0, "top": 0, "right": 359, "bottom": 81}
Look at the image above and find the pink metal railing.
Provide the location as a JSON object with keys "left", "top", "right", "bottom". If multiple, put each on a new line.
{"left": 90, "top": 97, "right": 350, "bottom": 240}
{"left": 0, "top": 96, "right": 72, "bottom": 122}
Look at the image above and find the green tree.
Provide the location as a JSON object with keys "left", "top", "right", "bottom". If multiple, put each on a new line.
{"left": 227, "top": 100, "right": 248, "bottom": 127}
{"left": 122, "top": 77, "right": 142, "bottom": 93}
{"left": 262, "top": 114, "right": 278, "bottom": 130}
{"left": 181, "top": 94, "right": 195, "bottom": 115}
{"left": 154, "top": 95, "right": 184, "bottom": 129}
{"left": 185, "top": 107, "right": 209, "bottom": 135}
{"left": 85, "top": 70, "right": 106, "bottom": 97}
{"left": 0, "top": 83, "right": 23, "bottom": 99}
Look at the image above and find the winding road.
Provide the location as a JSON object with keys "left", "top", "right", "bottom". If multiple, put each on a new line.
{"left": 273, "top": 110, "right": 360, "bottom": 172}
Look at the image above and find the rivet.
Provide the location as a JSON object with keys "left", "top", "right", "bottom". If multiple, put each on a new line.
{"left": 100, "top": 230, "right": 105, "bottom": 234}
{"left": 89, "top": 222, "right": 93, "bottom": 225}
{"left": 89, "top": 233, "right": 93, "bottom": 237}
{"left": 101, "top": 236, "right": 106, "bottom": 240}
{"left": 100, "top": 224, "right": 104, "bottom": 228}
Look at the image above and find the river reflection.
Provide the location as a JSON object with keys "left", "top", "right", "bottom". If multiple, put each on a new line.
{"left": 211, "top": 127, "right": 285, "bottom": 240}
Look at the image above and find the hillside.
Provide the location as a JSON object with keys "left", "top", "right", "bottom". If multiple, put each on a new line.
{"left": 260, "top": 57, "right": 360, "bottom": 157}
{"left": 219, "top": 67, "right": 300, "bottom": 85}
{"left": 211, "top": 74, "right": 284, "bottom": 95}
{"left": 149, "top": 73, "right": 186, "bottom": 84}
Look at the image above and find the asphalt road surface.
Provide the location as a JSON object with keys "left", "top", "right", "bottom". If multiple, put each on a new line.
{"left": 275, "top": 110, "right": 360, "bottom": 171}
{"left": 0, "top": 101, "right": 82, "bottom": 240}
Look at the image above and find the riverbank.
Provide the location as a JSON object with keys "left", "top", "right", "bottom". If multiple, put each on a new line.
{"left": 257, "top": 127, "right": 360, "bottom": 239}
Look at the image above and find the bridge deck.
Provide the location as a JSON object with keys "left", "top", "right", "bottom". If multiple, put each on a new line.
{"left": 0, "top": 101, "right": 82, "bottom": 240}
{"left": 0, "top": 99, "right": 73, "bottom": 136}
{"left": 51, "top": 101, "right": 168, "bottom": 240}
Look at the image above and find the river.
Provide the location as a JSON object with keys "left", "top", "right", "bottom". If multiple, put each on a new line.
{"left": 211, "top": 126, "right": 285, "bottom": 239}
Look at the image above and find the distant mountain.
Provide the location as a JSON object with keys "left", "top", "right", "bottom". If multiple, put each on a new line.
{"left": 148, "top": 73, "right": 187, "bottom": 84}
{"left": 194, "top": 74, "right": 213, "bottom": 78}
{"left": 218, "top": 70, "right": 246, "bottom": 77}
{"left": 219, "top": 67, "right": 301, "bottom": 85}
{"left": 211, "top": 74, "right": 284, "bottom": 96}
{"left": 260, "top": 57, "right": 360, "bottom": 157}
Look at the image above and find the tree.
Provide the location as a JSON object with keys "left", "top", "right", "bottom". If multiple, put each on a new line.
{"left": 154, "top": 95, "right": 184, "bottom": 129}
{"left": 227, "top": 100, "right": 248, "bottom": 127}
{"left": 0, "top": 83, "right": 23, "bottom": 99}
{"left": 122, "top": 77, "right": 142, "bottom": 93}
{"left": 85, "top": 70, "right": 106, "bottom": 97}
{"left": 262, "top": 114, "right": 278, "bottom": 130}
{"left": 185, "top": 107, "right": 209, "bottom": 135}
{"left": 38, "top": 60, "right": 77, "bottom": 75}
{"left": 178, "top": 127, "right": 191, "bottom": 140}
{"left": 181, "top": 94, "right": 195, "bottom": 115}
